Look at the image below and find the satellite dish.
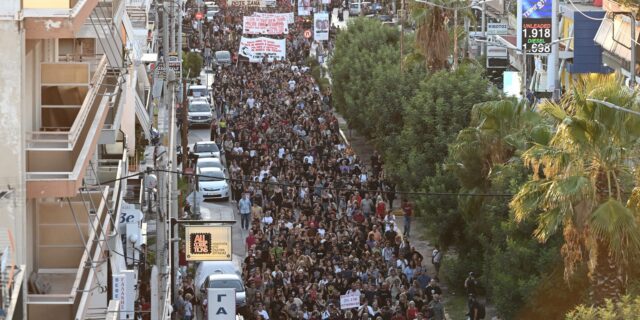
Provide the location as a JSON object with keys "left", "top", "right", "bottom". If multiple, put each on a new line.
{"left": 145, "top": 174, "right": 158, "bottom": 189}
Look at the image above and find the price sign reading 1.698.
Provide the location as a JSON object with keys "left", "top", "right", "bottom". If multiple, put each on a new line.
{"left": 522, "top": 20, "right": 552, "bottom": 54}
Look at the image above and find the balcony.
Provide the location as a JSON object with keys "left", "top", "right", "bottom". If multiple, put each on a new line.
{"left": 27, "top": 146, "right": 126, "bottom": 320}
{"left": 26, "top": 56, "right": 118, "bottom": 199}
{"left": 23, "top": 0, "right": 99, "bottom": 39}
{"left": 0, "top": 225, "right": 26, "bottom": 320}
{"left": 27, "top": 188, "right": 112, "bottom": 320}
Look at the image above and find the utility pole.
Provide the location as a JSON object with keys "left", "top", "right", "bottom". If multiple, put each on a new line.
{"left": 178, "top": 2, "right": 183, "bottom": 70}
{"left": 170, "top": 0, "right": 176, "bottom": 53}
{"left": 182, "top": 78, "right": 189, "bottom": 172}
{"left": 548, "top": 0, "right": 559, "bottom": 99}
{"left": 453, "top": 9, "right": 459, "bottom": 70}
{"left": 163, "top": 2, "right": 170, "bottom": 73}
{"left": 522, "top": 45, "right": 527, "bottom": 98}
{"left": 633, "top": 13, "right": 637, "bottom": 88}
{"left": 400, "top": 0, "right": 404, "bottom": 72}
{"left": 481, "top": 0, "right": 486, "bottom": 57}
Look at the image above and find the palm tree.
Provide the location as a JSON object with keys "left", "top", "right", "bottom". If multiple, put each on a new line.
{"left": 410, "top": 0, "right": 474, "bottom": 70}
{"left": 510, "top": 74, "right": 640, "bottom": 305}
{"left": 411, "top": 1, "right": 450, "bottom": 70}
{"left": 449, "top": 98, "right": 549, "bottom": 189}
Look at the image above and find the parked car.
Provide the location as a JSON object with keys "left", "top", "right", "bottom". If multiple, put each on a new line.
{"left": 200, "top": 274, "right": 246, "bottom": 307}
{"left": 187, "top": 100, "right": 213, "bottom": 127}
{"left": 196, "top": 157, "right": 226, "bottom": 174}
{"left": 191, "top": 141, "right": 222, "bottom": 159}
{"left": 195, "top": 261, "right": 242, "bottom": 291}
{"left": 187, "top": 84, "right": 210, "bottom": 103}
{"left": 349, "top": 3, "right": 361, "bottom": 16}
{"left": 197, "top": 167, "right": 229, "bottom": 200}
{"left": 378, "top": 14, "right": 392, "bottom": 22}
{"left": 213, "top": 50, "right": 232, "bottom": 66}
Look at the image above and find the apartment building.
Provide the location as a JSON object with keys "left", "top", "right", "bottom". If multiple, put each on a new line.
{"left": 0, "top": 0, "right": 158, "bottom": 318}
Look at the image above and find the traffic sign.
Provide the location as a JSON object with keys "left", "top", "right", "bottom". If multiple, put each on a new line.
{"left": 195, "top": 12, "right": 204, "bottom": 20}
{"left": 304, "top": 29, "right": 312, "bottom": 39}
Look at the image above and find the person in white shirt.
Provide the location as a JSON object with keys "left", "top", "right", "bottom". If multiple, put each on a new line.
{"left": 256, "top": 303, "right": 270, "bottom": 319}
{"left": 303, "top": 155, "right": 314, "bottom": 164}
{"left": 278, "top": 147, "right": 286, "bottom": 159}
{"left": 384, "top": 212, "right": 396, "bottom": 232}
{"left": 346, "top": 283, "right": 361, "bottom": 296}
{"left": 261, "top": 215, "right": 273, "bottom": 225}
{"left": 247, "top": 96, "right": 255, "bottom": 108}
{"left": 288, "top": 79, "right": 296, "bottom": 91}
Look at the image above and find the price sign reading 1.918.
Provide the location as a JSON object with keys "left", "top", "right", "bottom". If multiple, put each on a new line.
{"left": 521, "top": 0, "right": 553, "bottom": 54}
{"left": 522, "top": 21, "right": 552, "bottom": 53}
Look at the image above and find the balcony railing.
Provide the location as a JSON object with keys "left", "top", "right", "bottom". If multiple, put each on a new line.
{"left": 27, "top": 187, "right": 113, "bottom": 320}
{"left": 27, "top": 56, "right": 108, "bottom": 150}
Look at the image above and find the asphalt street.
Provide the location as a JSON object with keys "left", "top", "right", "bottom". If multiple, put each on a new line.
{"left": 184, "top": 126, "right": 245, "bottom": 320}
{"left": 186, "top": 126, "right": 247, "bottom": 264}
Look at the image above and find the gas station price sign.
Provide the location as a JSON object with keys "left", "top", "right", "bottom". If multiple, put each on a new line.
{"left": 521, "top": 0, "right": 553, "bottom": 54}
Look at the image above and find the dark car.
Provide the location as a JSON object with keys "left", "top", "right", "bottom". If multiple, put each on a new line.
{"left": 378, "top": 14, "right": 392, "bottom": 22}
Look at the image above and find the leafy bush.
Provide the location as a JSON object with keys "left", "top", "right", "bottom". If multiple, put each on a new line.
{"left": 566, "top": 295, "right": 640, "bottom": 320}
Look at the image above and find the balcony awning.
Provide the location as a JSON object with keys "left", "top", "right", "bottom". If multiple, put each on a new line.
{"left": 594, "top": 15, "right": 640, "bottom": 63}
{"left": 134, "top": 92, "right": 151, "bottom": 139}
{"left": 122, "top": 10, "right": 142, "bottom": 62}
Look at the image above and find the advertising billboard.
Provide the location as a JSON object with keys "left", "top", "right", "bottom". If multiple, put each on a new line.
{"left": 185, "top": 225, "right": 232, "bottom": 261}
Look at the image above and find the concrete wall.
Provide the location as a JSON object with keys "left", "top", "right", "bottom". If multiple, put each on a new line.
{"left": 0, "top": 17, "right": 27, "bottom": 269}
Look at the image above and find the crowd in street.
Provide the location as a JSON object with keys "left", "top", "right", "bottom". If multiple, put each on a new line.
{"left": 174, "top": 2, "right": 452, "bottom": 320}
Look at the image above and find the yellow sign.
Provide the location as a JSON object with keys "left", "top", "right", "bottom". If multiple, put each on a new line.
{"left": 185, "top": 225, "right": 232, "bottom": 261}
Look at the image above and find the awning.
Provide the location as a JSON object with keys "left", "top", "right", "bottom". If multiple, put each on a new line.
{"left": 122, "top": 11, "right": 142, "bottom": 62}
{"left": 137, "top": 63, "right": 151, "bottom": 90}
{"left": 594, "top": 15, "right": 640, "bottom": 63}
{"left": 134, "top": 92, "right": 151, "bottom": 140}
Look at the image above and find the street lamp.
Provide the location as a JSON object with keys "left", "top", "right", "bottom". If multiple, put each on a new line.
{"left": 413, "top": 0, "right": 492, "bottom": 69}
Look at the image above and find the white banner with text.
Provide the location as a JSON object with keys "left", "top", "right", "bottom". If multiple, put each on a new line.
{"left": 243, "top": 15, "right": 289, "bottom": 35}
{"left": 239, "top": 37, "right": 287, "bottom": 62}
{"left": 313, "top": 12, "right": 330, "bottom": 41}
{"left": 252, "top": 12, "right": 295, "bottom": 24}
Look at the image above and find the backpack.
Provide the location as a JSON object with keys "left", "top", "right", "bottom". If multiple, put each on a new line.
{"left": 477, "top": 303, "right": 486, "bottom": 319}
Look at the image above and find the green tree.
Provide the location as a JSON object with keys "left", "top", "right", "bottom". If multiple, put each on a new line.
{"left": 329, "top": 18, "right": 425, "bottom": 142}
{"left": 386, "top": 63, "right": 496, "bottom": 192}
{"left": 182, "top": 51, "right": 203, "bottom": 79}
{"left": 510, "top": 74, "right": 640, "bottom": 305}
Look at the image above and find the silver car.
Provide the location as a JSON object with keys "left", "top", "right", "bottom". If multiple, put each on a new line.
{"left": 187, "top": 100, "right": 213, "bottom": 127}
{"left": 214, "top": 50, "right": 232, "bottom": 66}
{"left": 202, "top": 274, "right": 246, "bottom": 307}
{"left": 197, "top": 157, "right": 227, "bottom": 174}
{"left": 192, "top": 141, "right": 222, "bottom": 158}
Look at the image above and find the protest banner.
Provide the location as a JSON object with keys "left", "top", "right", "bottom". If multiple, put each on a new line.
{"left": 252, "top": 12, "right": 295, "bottom": 24}
{"left": 313, "top": 12, "right": 329, "bottom": 41}
{"left": 243, "top": 15, "right": 289, "bottom": 34}
{"left": 239, "top": 37, "right": 287, "bottom": 62}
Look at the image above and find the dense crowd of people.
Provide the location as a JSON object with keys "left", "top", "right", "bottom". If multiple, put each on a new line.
{"left": 174, "top": 1, "right": 452, "bottom": 319}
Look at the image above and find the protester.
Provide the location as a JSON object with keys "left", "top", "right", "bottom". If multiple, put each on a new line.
{"left": 185, "top": 3, "right": 446, "bottom": 319}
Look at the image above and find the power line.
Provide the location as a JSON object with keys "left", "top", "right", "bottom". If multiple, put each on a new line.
{"left": 83, "top": 165, "right": 515, "bottom": 197}
{"left": 566, "top": 0, "right": 604, "bottom": 21}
